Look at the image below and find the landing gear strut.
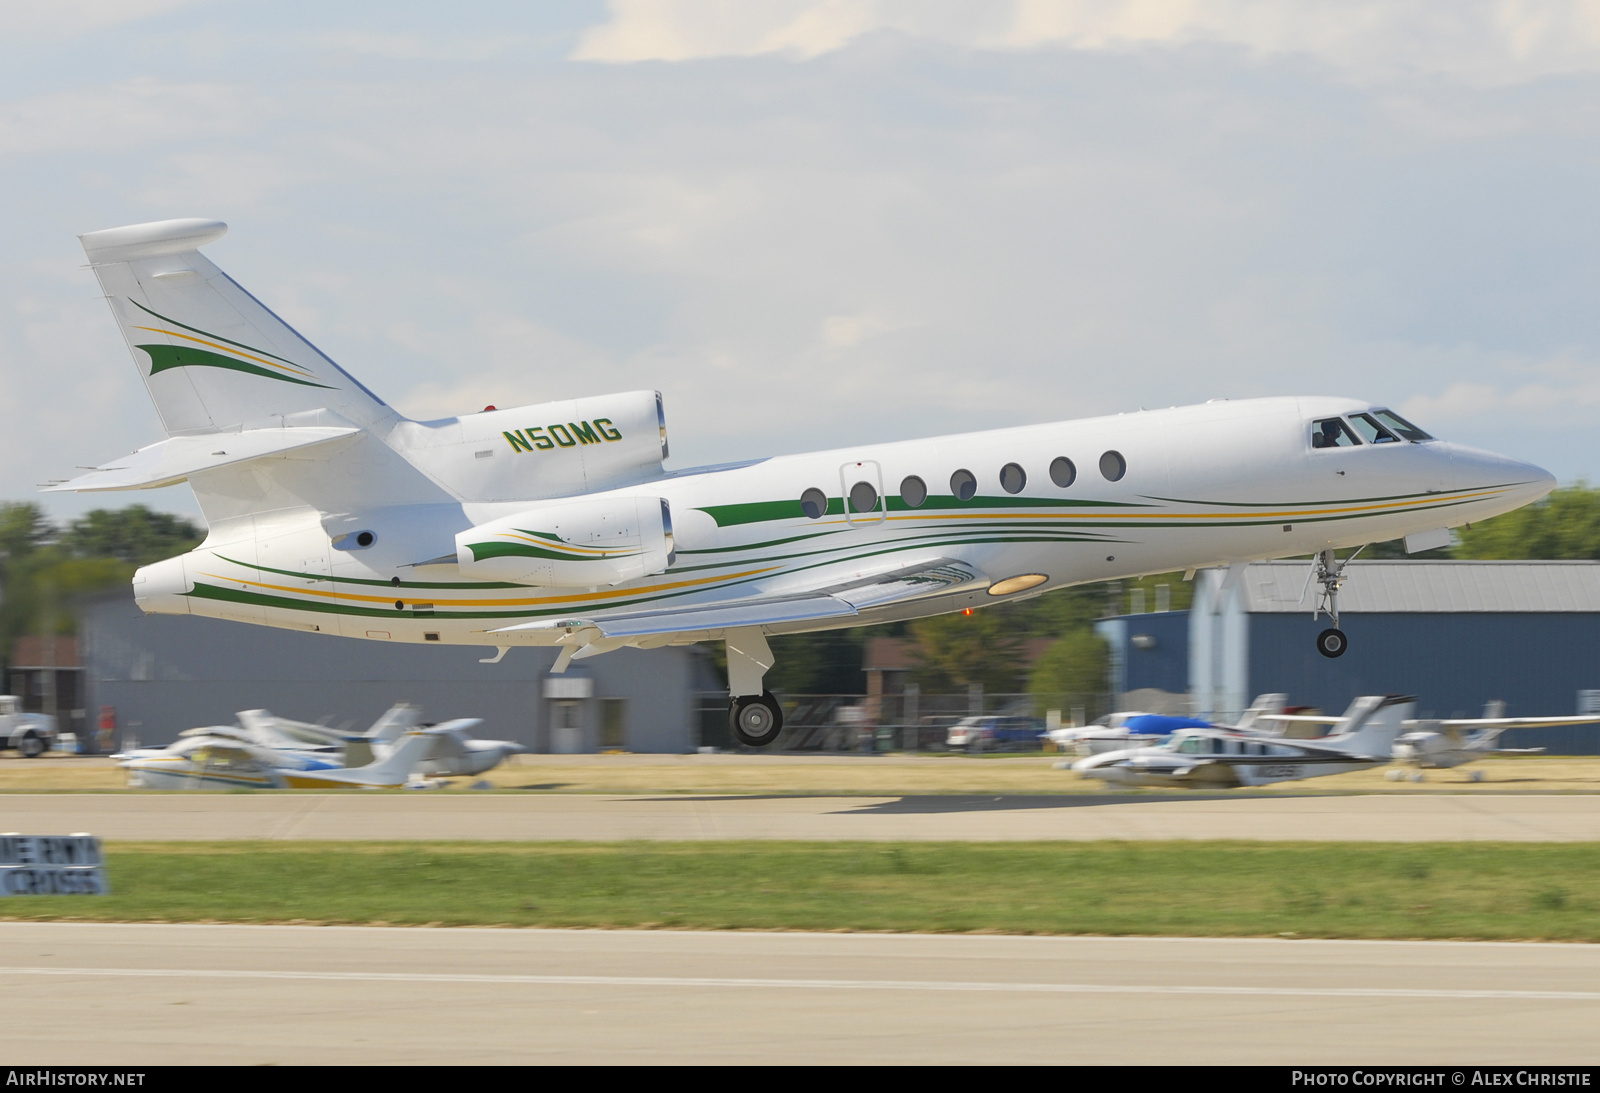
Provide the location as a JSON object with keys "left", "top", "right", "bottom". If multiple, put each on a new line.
{"left": 730, "top": 692, "right": 783, "bottom": 748}
{"left": 1304, "top": 547, "right": 1363, "bottom": 659}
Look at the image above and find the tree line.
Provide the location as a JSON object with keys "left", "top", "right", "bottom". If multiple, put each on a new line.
{"left": 0, "top": 503, "right": 202, "bottom": 663}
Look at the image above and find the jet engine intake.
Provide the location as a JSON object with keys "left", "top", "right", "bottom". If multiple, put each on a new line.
{"left": 455, "top": 497, "right": 674, "bottom": 587}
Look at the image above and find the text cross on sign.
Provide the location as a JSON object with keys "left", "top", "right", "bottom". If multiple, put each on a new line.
{"left": 0, "top": 835, "right": 109, "bottom": 896}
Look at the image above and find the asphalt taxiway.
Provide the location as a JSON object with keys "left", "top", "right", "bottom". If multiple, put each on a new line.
{"left": 5, "top": 791, "right": 1600, "bottom": 840}
{"left": 3, "top": 923, "right": 1597, "bottom": 1064}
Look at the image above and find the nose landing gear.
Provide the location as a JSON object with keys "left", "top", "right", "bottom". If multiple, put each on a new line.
{"left": 1304, "top": 547, "right": 1363, "bottom": 658}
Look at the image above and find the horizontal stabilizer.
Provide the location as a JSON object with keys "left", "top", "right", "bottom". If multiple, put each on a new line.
{"left": 44, "top": 426, "right": 358, "bottom": 492}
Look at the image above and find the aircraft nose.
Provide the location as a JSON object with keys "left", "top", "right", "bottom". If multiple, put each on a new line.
{"left": 1444, "top": 444, "right": 1556, "bottom": 513}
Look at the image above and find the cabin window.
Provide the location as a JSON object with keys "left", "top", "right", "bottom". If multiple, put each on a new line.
{"left": 1311, "top": 418, "right": 1361, "bottom": 448}
{"left": 849, "top": 480, "right": 880, "bottom": 514}
{"left": 899, "top": 475, "right": 927, "bottom": 508}
{"left": 800, "top": 488, "right": 828, "bottom": 520}
{"left": 1348, "top": 413, "right": 1400, "bottom": 444}
{"left": 1099, "top": 450, "right": 1126, "bottom": 482}
{"left": 950, "top": 469, "right": 977, "bottom": 501}
{"left": 999, "top": 463, "right": 1026, "bottom": 494}
{"left": 1049, "top": 457, "right": 1076, "bottom": 488}
{"left": 1177, "top": 736, "right": 1203, "bottom": 754}
{"left": 1372, "top": 409, "right": 1433, "bottom": 441}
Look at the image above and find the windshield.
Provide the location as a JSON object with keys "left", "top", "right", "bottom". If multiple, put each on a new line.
{"left": 1348, "top": 413, "right": 1400, "bottom": 444}
{"left": 1371, "top": 409, "right": 1433, "bottom": 441}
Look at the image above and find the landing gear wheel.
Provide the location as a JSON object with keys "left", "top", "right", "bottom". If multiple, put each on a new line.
{"left": 730, "top": 692, "right": 783, "bottom": 748}
{"left": 16, "top": 731, "right": 44, "bottom": 759}
{"left": 1316, "top": 628, "right": 1348, "bottom": 659}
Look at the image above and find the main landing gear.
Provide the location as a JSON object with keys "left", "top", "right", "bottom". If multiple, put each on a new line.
{"left": 724, "top": 626, "right": 784, "bottom": 748}
{"left": 730, "top": 692, "right": 784, "bottom": 748}
{"left": 1305, "top": 547, "right": 1364, "bottom": 659}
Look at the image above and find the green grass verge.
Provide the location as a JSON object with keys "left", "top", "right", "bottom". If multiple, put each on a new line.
{"left": 7, "top": 841, "right": 1600, "bottom": 940}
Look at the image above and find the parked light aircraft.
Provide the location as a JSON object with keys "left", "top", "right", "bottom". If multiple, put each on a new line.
{"left": 56, "top": 219, "right": 1557, "bottom": 746}
{"left": 116, "top": 727, "right": 447, "bottom": 789}
{"left": 1071, "top": 694, "right": 1413, "bottom": 788}
{"left": 359, "top": 703, "right": 526, "bottom": 776}
{"left": 1047, "top": 694, "right": 1290, "bottom": 756}
{"left": 237, "top": 704, "right": 526, "bottom": 776}
{"left": 1266, "top": 699, "right": 1600, "bottom": 781}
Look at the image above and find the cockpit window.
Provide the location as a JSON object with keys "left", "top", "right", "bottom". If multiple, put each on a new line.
{"left": 1372, "top": 409, "right": 1433, "bottom": 442}
{"left": 1311, "top": 418, "right": 1360, "bottom": 449}
{"left": 1348, "top": 413, "right": 1400, "bottom": 444}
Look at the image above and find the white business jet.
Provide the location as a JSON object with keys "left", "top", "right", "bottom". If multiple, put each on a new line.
{"left": 1072, "top": 694, "right": 1414, "bottom": 788}
{"left": 52, "top": 219, "right": 1555, "bottom": 747}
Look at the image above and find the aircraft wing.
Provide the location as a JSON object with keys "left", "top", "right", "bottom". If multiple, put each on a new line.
{"left": 1422, "top": 716, "right": 1600, "bottom": 731}
{"left": 489, "top": 558, "right": 987, "bottom": 638}
{"left": 43, "top": 426, "right": 359, "bottom": 492}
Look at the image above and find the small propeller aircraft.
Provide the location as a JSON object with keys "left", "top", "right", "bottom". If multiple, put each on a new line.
{"left": 1071, "top": 694, "right": 1413, "bottom": 788}
{"left": 115, "top": 726, "right": 449, "bottom": 789}
{"left": 1047, "top": 694, "right": 1291, "bottom": 756}
{"left": 236, "top": 704, "right": 526, "bottom": 777}
{"left": 56, "top": 219, "right": 1557, "bottom": 747}
{"left": 1383, "top": 700, "right": 1600, "bottom": 781}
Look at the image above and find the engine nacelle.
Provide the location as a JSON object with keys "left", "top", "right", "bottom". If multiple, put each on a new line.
{"left": 455, "top": 496, "right": 675, "bottom": 587}
{"left": 394, "top": 389, "right": 671, "bottom": 503}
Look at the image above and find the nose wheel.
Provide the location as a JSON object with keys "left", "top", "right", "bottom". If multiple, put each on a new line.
{"left": 1316, "top": 628, "right": 1348, "bottom": 658}
{"left": 1304, "top": 547, "right": 1362, "bottom": 658}
{"left": 730, "top": 692, "right": 784, "bottom": 748}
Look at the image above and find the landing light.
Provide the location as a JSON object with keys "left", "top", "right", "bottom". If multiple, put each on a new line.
{"left": 987, "top": 574, "right": 1049, "bottom": 597}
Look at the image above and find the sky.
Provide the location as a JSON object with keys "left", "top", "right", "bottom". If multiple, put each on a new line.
{"left": 5, "top": 0, "right": 1600, "bottom": 527}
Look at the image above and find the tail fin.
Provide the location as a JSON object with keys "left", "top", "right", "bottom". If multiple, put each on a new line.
{"left": 78, "top": 219, "right": 391, "bottom": 435}
{"left": 1329, "top": 694, "right": 1415, "bottom": 757}
{"left": 336, "top": 729, "right": 441, "bottom": 786}
{"left": 365, "top": 703, "right": 422, "bottom": 744}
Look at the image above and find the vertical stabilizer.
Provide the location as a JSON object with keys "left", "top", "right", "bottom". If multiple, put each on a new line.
{"left": 79, "top": 219, "right": 392, "bottom": 436}
{"left": 1329, "top": 694, "right": 1415, "bottom": 757}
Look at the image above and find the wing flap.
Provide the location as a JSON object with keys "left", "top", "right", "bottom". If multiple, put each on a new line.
{"left": 44, "top": 426, "right": 359, "bottom": 492}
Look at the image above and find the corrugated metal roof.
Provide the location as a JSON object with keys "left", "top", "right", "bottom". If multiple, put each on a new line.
{"left": 1238, "top": 560, "right": 1600, "bottom": 613}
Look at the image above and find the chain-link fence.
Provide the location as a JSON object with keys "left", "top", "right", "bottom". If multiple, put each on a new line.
{"left": 695, "top": 690, "right": 1114, "bottom": 751}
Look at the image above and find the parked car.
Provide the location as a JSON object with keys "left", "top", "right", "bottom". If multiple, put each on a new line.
{"left": 945, "top": 715, "right": 1046, "bottom": 753}
{"left": 0, "top": 695, "right": 58, "bottom": 758}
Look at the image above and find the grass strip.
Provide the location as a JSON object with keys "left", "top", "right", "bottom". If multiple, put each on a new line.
{"left": 6, "top": 841, "right": 1600, "bottom": 940}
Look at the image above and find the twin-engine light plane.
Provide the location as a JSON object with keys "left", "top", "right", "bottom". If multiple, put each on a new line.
{"left": 56, "top": 219, "right": 1557, "bottom": 747}
{"left": 1072, "top": 694, "right": 1414, "bottom": 788}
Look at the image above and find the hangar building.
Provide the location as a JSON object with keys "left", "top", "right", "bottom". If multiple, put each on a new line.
{"left": 1099, "top": 560, "right": 1600, "bottom": 754}
{"left": 78, "top": 589, "right": 720, "bottom": 753}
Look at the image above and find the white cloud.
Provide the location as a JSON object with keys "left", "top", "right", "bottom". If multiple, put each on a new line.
{"left": 0, "top": 79, "right": 261, "bottom": 160}
{"left": 0, "top": 0, "right": 208, "bottom": 43}
{"left": 574, "top": 0, "right": 1600, "bottom": 84}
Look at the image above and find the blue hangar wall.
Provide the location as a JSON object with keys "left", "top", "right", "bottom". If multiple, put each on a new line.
{"left": 1248, "top": 612, "right": 1600, "bottom": 753}
{"left": 1098, "top": 612, "right": 1190, "bottom": 697}
{"left": 78, "top": 590, "right": 720, "bottom": 753}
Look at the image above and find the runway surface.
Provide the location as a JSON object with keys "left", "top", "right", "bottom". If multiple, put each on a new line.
{"left": 3, "top": 922, "right": 1597, "bottom": 1064}
{"left": 4, "top": 791, "right": 1600, "bottom": 841}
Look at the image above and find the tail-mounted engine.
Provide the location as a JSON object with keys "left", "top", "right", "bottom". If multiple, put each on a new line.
{"left": 455, "top": 496, "right": 675, "bottom": 587}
